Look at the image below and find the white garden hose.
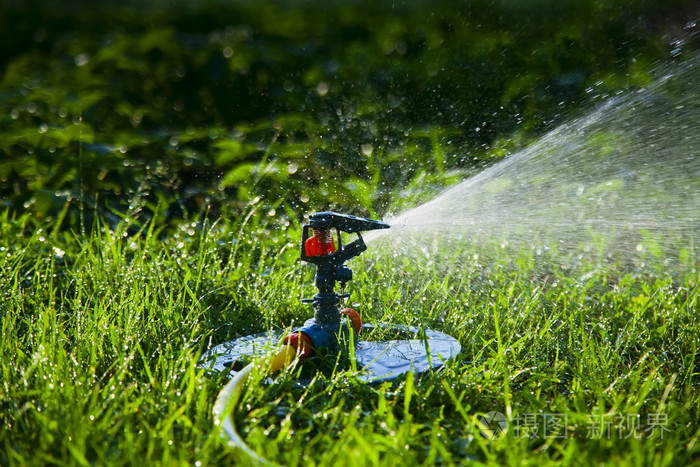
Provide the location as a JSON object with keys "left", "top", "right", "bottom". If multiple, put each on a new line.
{"left": 212, "top": 345, "right": 297, "bottom": 464}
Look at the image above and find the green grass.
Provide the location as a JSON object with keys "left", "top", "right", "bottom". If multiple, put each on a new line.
{"left": 1, "top": 207, "right": 698, "bottom": 466}
{"left": 2, "top": 1, "right": 698, "bottom": 464}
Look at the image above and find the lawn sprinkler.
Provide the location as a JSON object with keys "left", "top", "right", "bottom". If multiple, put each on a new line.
{"left": 201, "top": 211, "right": 461, "bottom": 461}
{"left": 292, "top": 211, "right": 393, "bottom": 357}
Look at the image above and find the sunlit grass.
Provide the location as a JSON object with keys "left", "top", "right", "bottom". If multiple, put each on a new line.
{"left": 1, "top": 207, "right": 698, "bottom": 465}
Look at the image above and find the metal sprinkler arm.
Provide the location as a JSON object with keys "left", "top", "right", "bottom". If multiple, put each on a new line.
{"left": 308, "top": 211, "right": 391, "bottom": 233}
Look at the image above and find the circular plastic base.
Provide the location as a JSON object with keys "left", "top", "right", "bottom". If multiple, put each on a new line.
{"left": 199, "top": 323, "right": 461, "bottom": 383}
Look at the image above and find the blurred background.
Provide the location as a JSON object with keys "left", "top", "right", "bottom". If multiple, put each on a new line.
{"left": 1, "top": 0, "right": 698, "bottom": 231}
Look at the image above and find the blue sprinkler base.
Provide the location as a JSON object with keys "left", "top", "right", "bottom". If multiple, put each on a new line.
{"left": 199, "top": 323, "right": 461, "bottom": 383}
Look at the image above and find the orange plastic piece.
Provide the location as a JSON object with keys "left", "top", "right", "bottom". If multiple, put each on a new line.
{"left": 305, "top": 229, "right": 336, "bottom": 257}
{"left": 340, "top": 308, "right": 362, "bottom": 334}
{"left": 282, "top": 332, "right": 314, "bottom": 361}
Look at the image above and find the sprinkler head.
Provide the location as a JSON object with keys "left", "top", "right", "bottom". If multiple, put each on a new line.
{"left": 200, "top": 211, "right": 460, "bottom": 384}
{"left": 297, "top": 212, "right": 389, "bottom": 354}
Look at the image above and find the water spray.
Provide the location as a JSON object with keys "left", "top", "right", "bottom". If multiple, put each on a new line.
{"left": 202, "top": 211, "right": 461, "bottom": 462}
{"left": 371, "top": 56, "right": 700, "bottom": 281}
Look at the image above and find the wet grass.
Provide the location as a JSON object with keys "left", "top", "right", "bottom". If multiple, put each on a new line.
{"left": 1, "top": 207, "right": 698, "bottom": 466}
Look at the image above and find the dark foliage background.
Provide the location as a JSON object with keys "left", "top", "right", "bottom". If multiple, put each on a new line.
{"left": 1, "top": 0, "right": 698, "bottom": 229}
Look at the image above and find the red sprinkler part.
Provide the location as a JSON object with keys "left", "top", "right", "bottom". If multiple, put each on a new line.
{"left": 304, "top": 228, "right": 337, "bottom": 257}
{"left": 282, "top": 332, "right": 315, "bottom": 361}
{"left": 340, "top": 308, "right": 362, "bottom": 334}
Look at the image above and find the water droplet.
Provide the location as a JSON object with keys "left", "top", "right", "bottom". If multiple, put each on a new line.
{"left": 74, "top": 54, "right": 89, "bottom": 67}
